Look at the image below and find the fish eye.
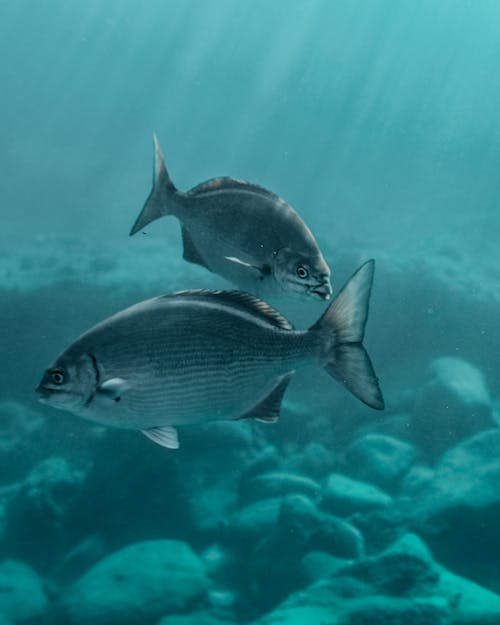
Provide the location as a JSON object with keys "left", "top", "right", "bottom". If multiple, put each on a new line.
{"left": 296, "top": 265, "right": 309, "bottom": 279}
{"left": 51, "top": 370, "right": 65, "bottom": 385}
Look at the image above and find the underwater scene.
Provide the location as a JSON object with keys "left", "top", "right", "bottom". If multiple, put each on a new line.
{"left": 1, "top": 1, "right": 500, "bottom": 624}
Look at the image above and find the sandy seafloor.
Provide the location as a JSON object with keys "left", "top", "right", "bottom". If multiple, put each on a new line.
{"left": 1, "top": 230, "right": 499, "bottom": 625}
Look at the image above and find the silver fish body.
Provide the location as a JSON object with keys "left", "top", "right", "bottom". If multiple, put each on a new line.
{"left": 129, "top": 136, "right": 332, "bottom": 300}
{"left": 36, "top": 261, "right": 383, "bottom": 449}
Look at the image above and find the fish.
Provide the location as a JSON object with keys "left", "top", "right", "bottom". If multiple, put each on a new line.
{"left": 36, "top": 260, "right": 383, "bottom": 449}
{"left": 129, "top": 135, "right": 332, "bottom": 300}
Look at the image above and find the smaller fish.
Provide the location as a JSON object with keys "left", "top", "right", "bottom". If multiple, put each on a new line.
{"left": 36, "top": 261, "right": 383, "bottom": 449}
{"left": 129, "top": 135, "right": 332, "bottom": 300}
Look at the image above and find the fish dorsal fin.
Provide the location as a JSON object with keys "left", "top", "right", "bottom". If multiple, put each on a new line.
{"left": 238, "top": 374, "right": 292, "bottom": 423}
{"left": 161, "top": 290, "right": 293, "bottom": 331}
{"left": 181, "top": 226, "right": 210, "bottom": 269}
{"left": 188, "top": 177, "right": 283, "bottom": 203}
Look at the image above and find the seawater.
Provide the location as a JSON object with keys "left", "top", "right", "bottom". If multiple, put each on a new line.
{"left": 1, "top": 2, "right": 499, "bottom": 624}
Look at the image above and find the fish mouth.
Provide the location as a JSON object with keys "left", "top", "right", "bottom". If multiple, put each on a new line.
{"left": 310, "top": 282, "right": 332, "bottom": 300}
{"left": 35, "top": 384, "right": 52, "bottom": 403}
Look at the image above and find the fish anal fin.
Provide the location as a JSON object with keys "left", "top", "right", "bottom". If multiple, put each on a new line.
{"left": 181, "top": 226, "right": 210, "bottom": 269}
{"left": 239, "top": 374, "right": 292, "bottom": 423}
{"left": 142, "top": 426, "right": 179, "bottom": 449}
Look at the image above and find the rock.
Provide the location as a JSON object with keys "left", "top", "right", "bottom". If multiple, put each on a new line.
{"left": 3, "top": 457, "right": 86, "bottom": 570}
{"left": 410, "top": 429, "right": 500, "bottom": 591}
{"left": 345, "top": 434, "right": 415, "bottom": 491}
{"left": 0, "top": 559, "right": 48, "bottom": 623}
{"left": 0, "top": 401, "right": 47, "bottom": 484}
{"left": 253, "top": 533, "right": 500, "bottom": 625}
{"left": 322, "top": 473, "right": 393, "bottom": 517}
{"left": 412, "top": 357, "right": 494, "bottom": 461}
{"left": 400, "top": 465, "right": 435, "bottom": 499}
{"left": 58, "top": 540, "right": 209, "bottom": 625}
{"left": 298, "top": 551, "right": 351, "bottom": 586}
{"left": 308, "top": 514, "right": 364, "bottom": 560}
{"left": 278, "top": 495, "right": 363, "bottom": 559}
{"left": 223, "top": 498, "right": 282, "bottom": 547}
{"left": 338, "top": 595, "right": 449, "bottom": 625}
{"left": 239, "top": 447, "right": 282, "bottom": 483}
{"left": 56, "top": 534, "right": 108, "bottom": 581}
{"left": 282, "top": 443, "right": 337, "bottom": 479}
{"left": 182, "top": 420, "right": 255, "bottom": 451}
{"left": 437, "top": 567, "right": 500, "bottom": 625}
{"left": 239, "top": 472, "right": 321, "bottom": 506}
{"left": 238, "top": 495, "right": 364, "bottom": 614}
{"left": 341, "top": 533, "right": 439, "bottom": 596}
{"left": 158, "top": 614, "right": 237, "bottom": 625}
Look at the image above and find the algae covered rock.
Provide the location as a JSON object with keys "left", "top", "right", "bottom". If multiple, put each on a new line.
{"left": 0, "top": 559, "right": 48, "bottom": 623}
{"left": 59, "top": 540, "right": 209, "bottom": 625}
{"left": 322, "top": 473, "right": 393, "bottom": 517}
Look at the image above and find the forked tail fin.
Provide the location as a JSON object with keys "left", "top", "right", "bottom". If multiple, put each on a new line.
{"left": 310, "top": 260, "right": 384, "bottom": 410}
{"left": 129, "top": 134, "right": 178, "bottom": 235}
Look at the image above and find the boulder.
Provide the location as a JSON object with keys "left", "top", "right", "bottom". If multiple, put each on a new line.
{"left": 409, "top": 429, "right": 500, "bottom": 590}
{"left": 322, "top": 473, "right": 393, "bottom": 517}
{"left": 282, "top": 442, "right": 337, "bottom": 479}
{"left": 239, "top": 472, "right": 321, "bottom": 505}
{"left": 223, "top": 498, "right": 282, "bottom": 547}
{"left": 253, "top": 533, "right": 500, "bottom": 625}
{"left": 411, "top": 357, "right": 494, "bottom": 461}
{"left": 239, "top": 447, "right": 282, "bottom": 483}
{"left": 0, "top": 401, "right": 47, "bottom": 484}
{"left": 157, "top": 614, "right": 237, "bottom": 625}
{"left": 3, "top": 457, "right": 86, "bottom": 569}
{"left": 58, "top": 540, "right": 209, "bottom": 625}
{"left": 345, "top": 434, "right": 415, "bottom": 491}
{"left": 0, "top": 559, "right": 48, "bottom": 623}
{"left": 298, "top": 551, "right": 351, "bottom": 586}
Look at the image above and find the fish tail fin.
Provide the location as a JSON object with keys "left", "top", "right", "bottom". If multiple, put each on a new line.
{"left": 129, "top": 133, "right": 179, "bottom": 236}
{"left": 310, "top": 259, "right": 384, "bottom": 410}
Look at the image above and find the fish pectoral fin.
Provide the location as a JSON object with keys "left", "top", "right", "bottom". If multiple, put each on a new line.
{"left": 142, "top": 426, "right": 180, "bottom": 449}
{"left": 97, "top": 378, "right": 131, "bottom": 402}
{"left": 224, "top": 256, "right": 271, "bottom": 280}
{"left": 182, "top": 227, "right": 210, "bottom": 269}
{"left": 239, "top": 374, "right": 293, "bottom": 423}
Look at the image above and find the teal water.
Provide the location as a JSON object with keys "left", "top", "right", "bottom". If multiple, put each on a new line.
{"left": 1, "top": 2, "right": 500, "bottom": 624}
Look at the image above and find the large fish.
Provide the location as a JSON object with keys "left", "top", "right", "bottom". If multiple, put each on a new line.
{"left": 130, "top": 135, "right": 332, "bottom": 300}
{"left": 36, "top": 261, "right": 383, "bottom": 449}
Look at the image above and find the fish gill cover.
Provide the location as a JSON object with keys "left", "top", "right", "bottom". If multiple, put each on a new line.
{"left": 0, "top": 1, "right": 500, "bottom": 624}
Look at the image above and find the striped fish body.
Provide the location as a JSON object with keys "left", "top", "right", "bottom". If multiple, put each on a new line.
{"left": 53, "top": 292, "right": 318, "bottom": 430}
{"left": 37, "top": 262, "right": 385, "bottom": 449}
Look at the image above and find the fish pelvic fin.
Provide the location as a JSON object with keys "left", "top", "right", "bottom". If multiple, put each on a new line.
{"left": 182, "top": 226, "right": 210, "bottom": 269}
{"left": 142, "top": 426, "right": 179, "bottom": 449}
{"left": 238, "top": 374, "right": 292, "bottom": 423}
{"left": 130, "top": 133, "right": 179, "bottom": 236}
{"left": 310, "top": 260, "right": 384, "bottom": 410}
